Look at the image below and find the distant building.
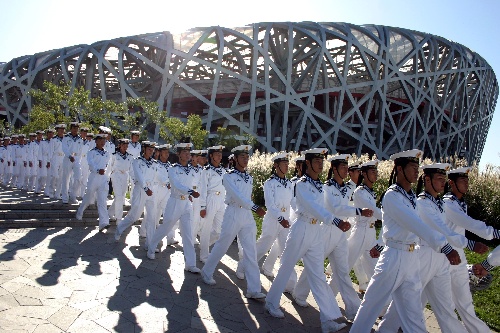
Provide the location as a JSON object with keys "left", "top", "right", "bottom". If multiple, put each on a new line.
{"left": 0, "top": 22, "right": 497, "bottom": 163}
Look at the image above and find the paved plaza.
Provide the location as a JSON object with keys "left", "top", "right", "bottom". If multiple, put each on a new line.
{"left": 0, "top": 188, "right": 445, "bottom": 332}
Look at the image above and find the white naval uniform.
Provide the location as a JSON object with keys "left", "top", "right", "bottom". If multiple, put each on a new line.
{"left": 251, "top": 175, "right": 293, "bottom": 275}
{"left": 347, "top": 184, "right": 381, "bottom": 291}
{"left": 79, "top": 139, "right": 92, "bottom": 198}
{"left": 126, "top": 141, "right": 141, "bottom": 193}
{"left": 191, "top": 164, "right": 204, "bottom": 242}
{"left": 76, "top": 147, "right": 111, "bottom": 228}
{"left": 0, "top": 145, "right": 6, "bottom": 184}
{"left": 152, "top": 160, "right": 171, "bottom": 233}
{"left": 14, "top": 143, "right": 28, "bottom": 189}
{"left": 36, "top": 139, "right": 51, "bottom": 194}
{"left": 61, "top": 133, "right": 84, "bottom": 202}
{"left": 148, "top": 163, "right": 197, "bottom": 267}
{"left": 350, "top": 184, "right": 451, "bottom": 333}
{"left": 107, "top": 151, "right": 134, "bottom": 220}
{"left": 377, "top": 192, "right": 469, "bottom": 333}
{"left": 26, "top": 140, "right": 37, "bottom": 190}
{"left": 201, "top": 169, "right": 263, "bottom": 294}
{"left": 482, "top": 245, "right": 500, "bottom": 269}
{"left": 443, "top": 193, "right": 498, "bottom": 333}
{"left": 116, "top": 156, "right": 158, "bottom": 239}
{"left": 293, "top": 179, "right": 361, "bottom": 319}
{"left": 48, "top": 136, "right": 65, "bottom": 199}
{"left": 198, "top": 164, "right": 226, "bottom": 262}
{"left": 4, "top": 144, "right": 13, "bottom": 185}
{"left": 266, "top": 175, "right": 344, "bottom": 323}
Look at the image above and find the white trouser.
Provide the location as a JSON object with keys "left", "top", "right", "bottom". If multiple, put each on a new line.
{"left": 0, "top": 162, "right": 5, "bottom": 183}
{"left": 192, "top": 194, "right": 202, "bottom": 240}
{"left": 347, "top": 222, "right": 378, "bottom": 291}
{"left": 77, "top": 173, "right": 109, "bottom": 228}
{"left": 61, "top": 158, "right": 82, "bottom": 202}
{"left": 27, "top": 163, "right": 37, "bottom": 190}
{"left": 377, "top": 246, "right": 468, "bottom": 333}
{"left": 116, "top": 185, "right": 148, "bottom": 235}
{"left": 79, "top": 159, "right": 89, "bottom": 198}
{"left": 148, "top": 196, "right": 196, "bottom": 267}
{"left": 262, "top": 239, "right": 281, "bottom": 272}
{"left": 49, "top": 158, "right": 64, "bottom": 198}
{"left": 449, "top": 259, "right": 490, "bottom": 333}
{"left": 35, "top": 161, "right": 48, "bottom": 193}
{"left": 252, "top": 213, "right": 290, "bottom": 274}
{"left": 295, "top": 224, "right": 361, "bottom": 318}
{"left": 202, "top": 205, "right": 262, "bottom": 294}
{"left": 153, "top": 185, "right": 170, "bottom": 227}
{"left": 350, "top": 246, "right": 426, "bottom": 333}
{"left": 3, "top": 162, "right": 12, "bottom": 184}
{"left": 199, "top": 193, "right": 225, "bottom": 261}
{"left": 266, "top": 219, "right": 343, "bottom": 323}
{"left": 108, "top": 173, "right": 129, "bottom": 220}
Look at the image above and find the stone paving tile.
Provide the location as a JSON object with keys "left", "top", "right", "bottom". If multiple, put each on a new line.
{"left": 48, "top": 306, "right": 82, "bottom": 331}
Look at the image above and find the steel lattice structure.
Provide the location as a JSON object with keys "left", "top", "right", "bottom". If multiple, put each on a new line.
{"left": 0, "top": 22, "right": 498, "bottom": 163}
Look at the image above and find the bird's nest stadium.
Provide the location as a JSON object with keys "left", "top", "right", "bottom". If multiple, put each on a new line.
{"left": 0, "top": 22, "right": 497, "bottom": 163}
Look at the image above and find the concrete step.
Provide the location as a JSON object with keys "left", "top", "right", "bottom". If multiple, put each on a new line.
{"left": 0, "top": 218, "right": 143, "bottom": 228}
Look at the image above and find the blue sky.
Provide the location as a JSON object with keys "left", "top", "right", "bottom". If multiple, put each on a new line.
{"left": 1, "top": 0, "right": 499, "bottom": 167}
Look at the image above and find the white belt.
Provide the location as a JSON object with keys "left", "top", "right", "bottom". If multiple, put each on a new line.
{"left": 356, "top": 221, "right": 375, "bottom": 228}
{"left": 208, "top": 190, "right": 222, "bottom": 195}
{"left": 297, "top": 217, "right": 319, "bottom": 225}
{"left": 227, "top": 203, "right": 245, "bottom": 209}
{"left": 386, "top": 240, "right": 418, "bottom": 252}
{"left": 172, "top": 194, "right": 188, "bottom": 200}
{"left": 57, "top": 153, "right": 64, "bottom": 156}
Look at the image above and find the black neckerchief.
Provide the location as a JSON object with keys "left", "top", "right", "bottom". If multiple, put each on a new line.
{"left": 66, "top": 133, "right": 80, "bottom": 142}
{"left": 419, "top": 191, "right": 443, "bottom": 213}
{"left": 131, "top": 142, "right": 139, "bottom": 148}
{"left": 116, "top": 151, "right": 129, "bottom": 160}
{"left": 158, "top": 160, "right": 171, "bottom": 170}
{"left": 139, "top": 156, "right": 154, "bottom": 168}
{"left": 56, "top": 136, "right": 63, "bottom": 142}
{"left": 361, "top": 184, "right": 376, "bottom": 200}
{"left": 270, "top": 173, "right": 290, "bottom": 188}
{"left": 92, "top": 147, "right": 106, "bottom": 156}
{"left": 390, "top": 183, "right": 416, "bottom": 208}
{"left": 190, "top": 163, "right": 201, "bottom": 173}
{"left": 326, "top": 178, "right": 347, "bottom": 197}
{"left": 301, "top": 174, "right": 323, "bottom": 193}
{"left": 231, "top": 168, "right": 250, "bottom": 183}
{"left": 173, "top": 163, "right": 192, "bottom": 175}
{"left": 206, "top": 163, "right": 224, "bottom": 176}
{"left": 444, "top": 192, "right": 467, "bottom": 213}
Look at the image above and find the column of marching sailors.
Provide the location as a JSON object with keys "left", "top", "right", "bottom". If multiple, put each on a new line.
{"left": 3, "top": 128, "right": 500, "bottom": 333}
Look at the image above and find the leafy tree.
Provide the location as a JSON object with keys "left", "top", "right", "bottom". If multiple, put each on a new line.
{"left": 159, "top": 114, "right": 208, "bottom": 149}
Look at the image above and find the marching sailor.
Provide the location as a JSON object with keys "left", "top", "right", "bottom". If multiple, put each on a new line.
{"left": 350, "top": 149, "right": 461, "bottom": 333}
{"left": 264, "top": 148, "right": 347, "bottom": 333}
{"left": 7, "top": 135, "right": 18, "bottom": 187}
{"left": 147, "top": 143, "right": 201, "bottom": 274}
{"left": 26, "top": 133, "right": 38, "bottom": 191}
{"left": 127, "top": 130, "right": 142, "bottom": 158}
{"left": 443, "top": 166, "right": 500, "bottom": 332}
{"left": 14, "top": 134, "right": 28, "bottom": 189}
{"left": 76, "top": 134, "right": 111, "bottom": 231}
{"left": 115, "top": 141, "right": 158, "bottom": 242}
{"left": 0, "top": 137, "right": 9, "bottom": 185}
{"left": 150, "top": 144, "right": 172, "bottom": 238}
{"left": 107, "top": 138, "right": 134, "bottom": 221}
{"left": 48, "top": 124, "right": 66, "bottom": 200}
{"left": 198, "top": 145, "right": 226, "bottom": 263}
{"left": 201, "top": 145, "right": 267, "bottom": 300}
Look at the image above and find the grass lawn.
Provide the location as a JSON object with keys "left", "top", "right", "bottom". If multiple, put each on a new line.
{"left": 253, "top": 213, "right": 500, "bottom": 331}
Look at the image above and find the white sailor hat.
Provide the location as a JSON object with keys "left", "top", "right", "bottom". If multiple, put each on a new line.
{"left": 447, "top": 166, "right": 471, "bottom": 178}
{"left": 18, "top": 133, "right": 25, "bottom": 138}
{"left": 390, "top": 149, "right": 422, "bottom": 163}
{"left": 199, "top": 150, "right": 208, "bottom": 157}
{"left": 348, "top": 161, "right": 362, "bottom": 170}
{"left": 29, "top": 133, "right": 36, "bottom": 137}
{"left": 141, "top": 141, "right": 156, "bottom": 148}
{"left": 327, "top": 154, "right": 350, "bottom": 164}
{"left": 94, "top": 133, "right": 107, "bottom": 139}
{"left": 117, "top": 138, "right": 130, "bottom": 144}
{"left": 228, "top": 154, "right": 234, "bottom": 159}
{"left": 302, "top": 147, "right": 328, "bottom": 159}
{"left": 360, "top": 160, "right": 379, "bottom": 170}
{"left": 46, "top": 128, "right": 55, "bottom": 133}
{"left": 175, "top": 142, "right": 193, "bottom": 151}
{"left": 421, "top": 163, "right": 451, "bottom": 175}
{"left": 293, "top": 155, "right": 305, "bottom": 163}
{"left": 3, "top": 136, "right": 10, "bottom": 140}
{"left": 86, "top": 133, "right": 95, "bottom": 137}
{"left": 36, "top": 130, "right": 44, "bottom": 135}
{"left": 231, "top": 145, "right": 252, "bottom": 155}
{"left": 130, "top": 130, "right": 141, "bottom": 135}
{"left": 69, "top": 122, "right": 80, "bottom": 128}
{"left": 80, "top": 127, "right": 89, "bottom": 132}
{"left": 11, "top": 134, "right": 18, "bottom": 138}
{"left": 191, "top": 149, "right": 201, "bottom": 155}
{"left": 271, "top": 152, "right": 290, "bottom": 162}
{"left": 98, "top": 126, "right": 112, "bottom": 134}
{"left": 208, "top": 145, "right": 225, "bottom": 153}
{"left": 55, "top": 124, "right": 66, "bottom": 129}
{"left": 157, "top": 143, "right": 171, "bottom": 150}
